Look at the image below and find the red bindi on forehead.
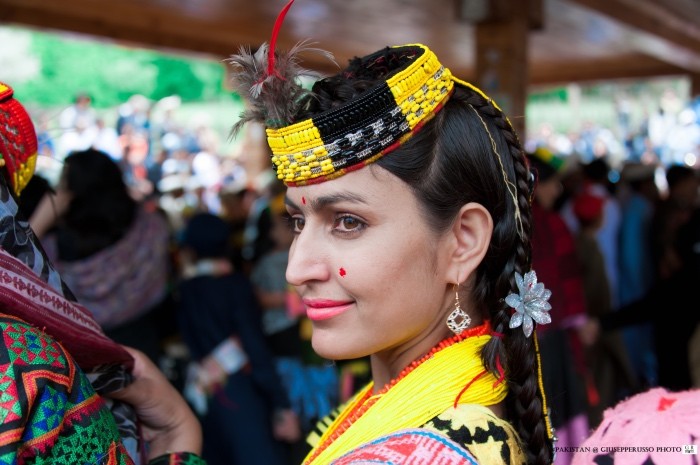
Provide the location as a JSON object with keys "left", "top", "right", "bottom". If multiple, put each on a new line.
{"left": 302, "top": 196, "right": 306, "bottom": 205}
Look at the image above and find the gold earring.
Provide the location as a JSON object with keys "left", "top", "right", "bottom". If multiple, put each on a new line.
{"left": 446, "top": 284, "right": 471, "bottom": 335}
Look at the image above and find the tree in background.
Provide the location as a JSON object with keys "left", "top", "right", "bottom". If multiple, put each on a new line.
{"left": 0, "top": 25, "right": 231, "bottom": 108}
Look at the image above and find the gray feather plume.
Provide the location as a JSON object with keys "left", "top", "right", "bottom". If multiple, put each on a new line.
{"left": 227, "top": 39, "right": 336, "bottom": 136}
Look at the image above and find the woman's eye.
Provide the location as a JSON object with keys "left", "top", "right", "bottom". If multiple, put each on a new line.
{"left": 287, "top": 215, "right": 305, "bottom": 233}
{"left": 333, "top": 215, "right": 366, "bottom": 233}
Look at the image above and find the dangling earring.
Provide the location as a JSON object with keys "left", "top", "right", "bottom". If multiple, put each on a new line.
{"left": 446, "top": 284, "right": 471, "bottom": 335}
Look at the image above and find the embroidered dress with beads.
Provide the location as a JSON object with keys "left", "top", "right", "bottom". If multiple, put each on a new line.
{"left": 303, "top": 323, "right": 526, "bottom": 465}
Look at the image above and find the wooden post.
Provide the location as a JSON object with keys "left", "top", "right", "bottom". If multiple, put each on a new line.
{"left": 691, "top": 73, "right": 700, "bottom": 98}
{"left": 474, "top": 0, "right": 533, "bottom": 139}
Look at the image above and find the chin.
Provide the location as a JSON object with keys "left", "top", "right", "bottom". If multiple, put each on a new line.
{"left": 311, "top": 330, "right": 369, "bottom": 361}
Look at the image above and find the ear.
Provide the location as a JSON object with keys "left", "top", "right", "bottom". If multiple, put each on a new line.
{"left": 445, "top": 202, "right": 493, "bottom": 284}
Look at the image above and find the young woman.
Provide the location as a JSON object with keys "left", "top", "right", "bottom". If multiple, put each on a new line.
{"left": 229, "top": 8, "right": 556, "bottom": 464}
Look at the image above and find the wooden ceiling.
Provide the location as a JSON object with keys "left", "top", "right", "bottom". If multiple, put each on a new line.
{"left": 1, "top": 0, "right": 699, "bottom": 86}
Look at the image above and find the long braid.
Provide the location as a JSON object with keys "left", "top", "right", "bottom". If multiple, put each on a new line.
{"left": 464, "top": 92, "right": 553, "bottom": 465}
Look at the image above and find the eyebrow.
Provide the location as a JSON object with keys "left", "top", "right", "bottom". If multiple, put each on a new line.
{"left": 285, "top": 192, "right": 368, "bottom": 212}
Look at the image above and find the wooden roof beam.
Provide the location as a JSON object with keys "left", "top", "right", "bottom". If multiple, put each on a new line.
{"left": 569, "top": 0, "right": 700, "bottom": 72}
{"left": 530, "top": 53, "right": 686, "bottom": 85}
{"left": 0, "top": 0, "right": 340, "bottom": 73}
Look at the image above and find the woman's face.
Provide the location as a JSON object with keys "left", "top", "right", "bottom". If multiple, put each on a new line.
{"left": 286, "top": 166, "right": 455, "bottom": 362}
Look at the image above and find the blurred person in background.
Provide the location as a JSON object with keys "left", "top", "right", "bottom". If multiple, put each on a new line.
{"left": 191, "top": 148, "right": 222, "bottom": 214}
{"left": 56, "top": 114, "right": 96, "bottom": 160}
{"left": 176, "top": 212, "right": 300, "bottom": 465}
{"left": 665, "top": 108, "right": 700, "bottom": 166}
{"left": 117, "top": 94, "right": 151, "bottom": 139}
{"left": 30, "top": 148, "right": 172, "bottom": 363}
{"left": 58, "top": 91, "right": 96, "bottom": 130}
{"left": 562, "top": 158, "right": 622, "bottom": 312}
{"left": 600, "top": 166, "right": 699, "bottom": 391}
{"left": 218, "top": 182, "right": 253, "bottom": 271}
{"left": 241, "top": 172, "right": 284, "bottom": 274}
{"left": 681, "top": 207, "right": 700, "bottom": 389}
{"left": 528, "top": 148, "right": 595, "bottom": 464}
{"left": 572, "top": 191, "right": 638, "bottom": 427}
{"left": 617, "top": 162, "right": 659, "bottom": 388}
{"left": 652, "top": 165, "right": 699, "bottom": 281}
{"left": 250, "top": 193, "right": 339, "bottom": 463}
{"left": 93, "top": 116, "right": 122, "bottom": 161}
{"left": 250, "top": 193, "right": 302, "bottom": 359}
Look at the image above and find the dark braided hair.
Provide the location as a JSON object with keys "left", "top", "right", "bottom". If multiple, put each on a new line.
{"left": 295, "top": 57, "right": 553, "bottom": 465}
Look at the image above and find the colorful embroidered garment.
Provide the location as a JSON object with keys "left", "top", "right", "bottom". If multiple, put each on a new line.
{"left": 0, "top": 312, "right": 130, "bottom": 465}
{"left": 424, "top": 404, "right": 527, "bottom": 465}
{"left": 311, "top": 404, "right": 525, "bottom": 465}
{"left": 0, "top": 313, "right": 206, "bottom": 465}
{"left": 304, "top": 326, "right": 524, "bottom": 465}
{"left": 331, "top": 429, "right": 479, "bottom": 465}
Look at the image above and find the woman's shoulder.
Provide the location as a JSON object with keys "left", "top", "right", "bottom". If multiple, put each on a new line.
{"left": 422, "top": 404, "right": 527, "bottom": 465}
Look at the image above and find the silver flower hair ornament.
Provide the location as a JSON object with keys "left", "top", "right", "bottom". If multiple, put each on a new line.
{"left": 505, "top": 271, "right": 552, "bottom": 337}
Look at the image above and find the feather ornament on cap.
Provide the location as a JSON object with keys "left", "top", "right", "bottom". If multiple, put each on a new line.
{"left": 227, "top": 39, "right": 335, "bottom": 135}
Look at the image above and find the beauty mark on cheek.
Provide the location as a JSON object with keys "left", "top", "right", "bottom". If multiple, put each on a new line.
{"left": 302, "top": 196, "right": 306, "bottom": 205}
{"left": 339, "top": 267, "right": 347, "bottom": 277}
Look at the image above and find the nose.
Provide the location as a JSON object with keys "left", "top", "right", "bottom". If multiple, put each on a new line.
{"left": 286, "top": 225, "right": 331, "bottom": 286}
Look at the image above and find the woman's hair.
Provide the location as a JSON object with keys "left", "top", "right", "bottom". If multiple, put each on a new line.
{"left": 296, "top": 61, "right": 551, "bottom": 465}
{"left": 58, "top": 149, "right": 137, "bottom": 260}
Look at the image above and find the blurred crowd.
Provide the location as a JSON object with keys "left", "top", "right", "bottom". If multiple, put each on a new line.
{"left": 23, "top": 92, "right": 346, "bottom": 465}
{"left": 34, "top": 92, "right": 246, "bottom": 217}
{"left": 527, "top": 88, "right": 700, "bottom": 169}
{"left": 494, "top": 87, "right": 699, "bottom": 464}
{"left": 524, "top": 147, "right": 699, "bottom": 464}
{"left": 21, "top": 88, "right": 700, "bottom": 465}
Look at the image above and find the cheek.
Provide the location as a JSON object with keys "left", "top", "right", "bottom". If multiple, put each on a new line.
{"left": 345, "top": 239, "right": 439, "bottom": 303}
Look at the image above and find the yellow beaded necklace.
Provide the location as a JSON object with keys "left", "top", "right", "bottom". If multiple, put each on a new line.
{"left": 304, "top": 324, "right": 507, "bottom": 465}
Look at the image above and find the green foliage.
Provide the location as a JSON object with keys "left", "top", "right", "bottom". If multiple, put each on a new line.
{"left": 0, "top": 26, "right": 232, "bottom": 107}
{"left": 151, "top": 56, "right": 203, "bottom": 101}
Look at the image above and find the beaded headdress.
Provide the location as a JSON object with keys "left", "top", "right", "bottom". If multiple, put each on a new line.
{"left": 0, "top": 83, "right": 38, "bottom": 196}
{"left": 228, "top": 3, "right": 513, "bottom": 188}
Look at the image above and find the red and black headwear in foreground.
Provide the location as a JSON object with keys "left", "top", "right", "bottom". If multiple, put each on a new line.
{"left": 0, "top": 82, "right": 145, "bottom": 459}
{"left": 0, "top": 81, "right": 132, "bottom": 368}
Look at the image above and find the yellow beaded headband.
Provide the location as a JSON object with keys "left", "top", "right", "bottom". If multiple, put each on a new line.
{"left": 226, "top": 0, "right": 512, "bottom": 188}
{"left": 264, "top": 44, "right": 514, "bottom": 187}
{"left": 268, "top": 44, "right": 451, "bottom": 185}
